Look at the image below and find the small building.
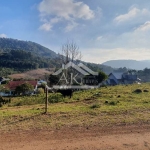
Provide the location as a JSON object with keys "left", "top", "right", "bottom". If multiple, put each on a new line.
{"left": 105, "top": 72, "right": 141, "bottom": 86}
{"left": 106, "top": 72, "right": 123, "bottom": 85}
{"left": 7, "top": 80, "right": 38, "bottom": 96}
{"left": 0, "top": 77, "right": 10, "bottom": 85}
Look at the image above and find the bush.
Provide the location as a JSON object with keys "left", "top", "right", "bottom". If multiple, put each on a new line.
{"left": 48, "top": 93, "right": 64, "bottom": 103}
{"left": 133, "top": 89, "right": 142, "bottom": 93}
{"left": 143, "top": 89, "right": 149, "bottom": 92}
{"left": 37, "top": 88, "right": 44, "bottom": 94}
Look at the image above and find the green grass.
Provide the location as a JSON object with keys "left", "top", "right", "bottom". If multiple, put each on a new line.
{"left": 1, "top": 83, "right": 150, "bottom": 131}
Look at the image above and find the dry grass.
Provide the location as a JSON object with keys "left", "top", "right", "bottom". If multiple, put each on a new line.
{"left": 9, "top": 68, "right": 53, "bottom": 79}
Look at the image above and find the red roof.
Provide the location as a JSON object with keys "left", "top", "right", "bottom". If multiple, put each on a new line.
{"left": 8, "top": 81, "right": 37, "bottom": 90}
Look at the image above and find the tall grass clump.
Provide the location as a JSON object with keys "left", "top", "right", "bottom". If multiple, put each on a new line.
{"left": 11, "top": 95, "right": 45, "bottom": 106}
{"left": 48, "top": 93, "right": 64, "bottom": 103}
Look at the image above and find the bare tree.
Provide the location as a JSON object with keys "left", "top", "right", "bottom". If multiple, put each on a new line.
{"left": 60, "top": 40, "right": 82, "bottom": 64}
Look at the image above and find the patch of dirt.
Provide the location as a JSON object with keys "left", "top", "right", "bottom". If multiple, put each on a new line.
{"left": 1, "top": 124, "right": 150, "bottom": 150}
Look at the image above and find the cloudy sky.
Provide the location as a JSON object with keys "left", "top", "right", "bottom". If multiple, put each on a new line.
{"left": 1, "top": 0, "right": 150, "bottom": 63}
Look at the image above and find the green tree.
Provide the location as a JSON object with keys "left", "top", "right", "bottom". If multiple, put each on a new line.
{"left": 49, "top": 74, "right": 59, "bottom": 86}
{"left": 15, "top": 83, "right": 34, "bottom": 95}
{"left": 96, "top": 71, "right": 108, "bottom": 83}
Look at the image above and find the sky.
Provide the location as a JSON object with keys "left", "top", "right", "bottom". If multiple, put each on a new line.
{"left": 1, "top": 0, "right": 150, "bottom": 63}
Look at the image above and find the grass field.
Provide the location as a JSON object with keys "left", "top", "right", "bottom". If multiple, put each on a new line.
{"left": 1, "top": 83, "right": 150, "bottom": 132}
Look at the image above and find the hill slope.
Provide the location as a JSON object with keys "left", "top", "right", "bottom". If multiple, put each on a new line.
{"left": 102, "top": 60, "right": 150, "bottom": 70}
{"left": 0, "top": 38, "right": 57, "bottom": 58}
{"left": 0, "top": 50, "right": 59, "bottom": 72}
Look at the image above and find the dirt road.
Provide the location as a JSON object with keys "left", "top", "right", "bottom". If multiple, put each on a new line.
{"left": 1, "top": 125, "right": 150, "bottom": 150}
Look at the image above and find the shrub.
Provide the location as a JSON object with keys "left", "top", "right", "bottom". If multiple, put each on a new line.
{"left": 37, "top": 88, "right": 44, "bottom": 94}
{"left": 133, "top": 89, "right": 142, "bottom": 93}
{"left": 48, "top": 93, "right": 64, "bottom": 103}
{"left": 143, "top": 89, "right": 149, "bottom": 92}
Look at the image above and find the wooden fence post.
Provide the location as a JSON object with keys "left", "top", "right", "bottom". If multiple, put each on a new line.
{"left": 45, "top": 87, "right": 48, "bottom": 114}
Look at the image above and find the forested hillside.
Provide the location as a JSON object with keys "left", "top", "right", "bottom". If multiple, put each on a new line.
{"left": 0, "top": 38, "right": 61, "bottom": 76}
{"left": 0, "top": 38, "right": 57, "bottom": 58}
{"left": 0, "top": 50, "right": 60, "bottom": 76}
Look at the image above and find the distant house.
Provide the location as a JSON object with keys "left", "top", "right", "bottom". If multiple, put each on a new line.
{"left": 7, "top": 80, "right": 38, "bottom": 96}
{"left": 0, "top": 77, "right": 3, "bottom": 82}
{"left": 0, "top": 77, "right": 11, "bottom": 96}
{"left": 122, "top": 72, "right": 141, "bottom": 84}
{"left": 105, "top": 72, "right": 141, "bottom": 86}
{"left": 37, "top": 80, "right": 47, "bottom": 85}
{"left": 106, "top": 72, "right": 123, "bottom": 85}
{"left": 0, "top": 77, "right": 10, "bottom": 85}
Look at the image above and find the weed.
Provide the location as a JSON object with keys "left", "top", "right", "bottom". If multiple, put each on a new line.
{"left": 90, "top": 103, "right": 100, "bottom": 109}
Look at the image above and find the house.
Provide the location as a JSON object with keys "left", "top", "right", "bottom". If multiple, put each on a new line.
{"left": 0, "top": 77, "right": 10, "bottom": 85}
{"left": 106, "top": 72, "right": 123, "bottom": 85}
{"left": 6, "top": 80, "right": 38, "bottom": 96}
{"left": 105, "top": 72, "right": 141, "bottom": 86}
{"left": 122, "top": 72, "right": 140, "bottom": 84}
{"left": 0, "top": 77, "right": 3, "bottom": 82}
{"left": 37, "top": 80, "right": 47, "bottom": 85}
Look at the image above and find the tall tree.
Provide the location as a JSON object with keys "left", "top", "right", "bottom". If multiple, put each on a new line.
{"left": 60, "top": 40, "right": 82, "bottom": 64}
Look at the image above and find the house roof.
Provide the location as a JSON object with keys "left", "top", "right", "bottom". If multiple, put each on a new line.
{"left": 53, "top": 61, "right": 90, "bottom": 76}
{"left": 109, "top": 72, "right": 123, "bottom": 80}
{"left": 7, "top": 81, "right": 37, "bottom": 90}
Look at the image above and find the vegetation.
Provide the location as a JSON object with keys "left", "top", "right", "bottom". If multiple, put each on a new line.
{"left": 137, "top": 68, "right": 150, "bottom": 82}
{"left": 1, "top": 37, "right": 150, "bottom": 83}
{"left": 0, "top": 38, "right": 57, "bottom": 58}
{"left": 49, "top": 74, "right": 59, "bottom": 86}
{"left": 97, "top": 71, "right": 108, "bottom": 83}
{"left": 0, "top": 38, "right": 61, "bottom": 76}
{"left": 1, "top": 83, "right": 150, "bottom": 131}
{"left": 15, "top": 83, "right": 34, "bottom": 95}
{"left": 0, "top": 50, "right": 58, "bottom": 73}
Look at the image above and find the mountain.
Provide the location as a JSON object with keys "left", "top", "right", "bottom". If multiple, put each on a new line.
{"left": 0, "top": 38, "right": 58, "bottom": 58}
{"left": 102, "top": 60, "right": 150, "bottom": 70}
